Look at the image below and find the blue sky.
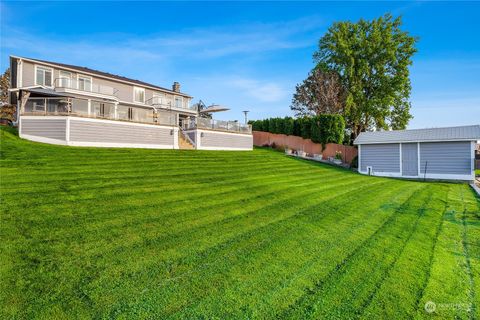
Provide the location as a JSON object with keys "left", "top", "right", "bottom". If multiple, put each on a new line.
{"left": 1, "top": 1, "right": 479, "bottom": 128}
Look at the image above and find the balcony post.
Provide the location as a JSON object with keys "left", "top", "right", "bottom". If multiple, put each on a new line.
{"left": 114, "top": 103, "right": 118, "bottom": 120}
{"left": 87, "top": 99, "right": 91, "bottom": 116}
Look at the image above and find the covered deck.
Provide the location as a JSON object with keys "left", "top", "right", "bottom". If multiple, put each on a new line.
{"left": 16, "top": 90, "right": 252, "bottom": 150}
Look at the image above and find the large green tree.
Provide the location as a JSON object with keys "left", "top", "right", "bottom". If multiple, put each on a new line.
{"left": 313, "top": 14, "right": 417, "bottom": 140}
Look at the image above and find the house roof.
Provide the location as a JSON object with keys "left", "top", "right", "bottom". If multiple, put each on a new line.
{"left": 354, "top": 125, "right": 480, "bottom": 145}
{"left": 11, "top": 55, "right": 192, "bottom": 98}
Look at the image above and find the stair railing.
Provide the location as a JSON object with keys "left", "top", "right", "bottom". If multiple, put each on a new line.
{"left": 179, "top": 128, "right": 196, "bottom": 148}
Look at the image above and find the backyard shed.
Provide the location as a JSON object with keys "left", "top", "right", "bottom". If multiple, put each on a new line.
{"left": 354, "top": 125, "right": 480, "bottom": 182}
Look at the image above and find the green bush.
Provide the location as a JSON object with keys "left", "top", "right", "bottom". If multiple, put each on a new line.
{"left": 300, "top": 117, "right": 312, "bottom": 139}
{"left": 250, "top": 120, "right": 262, "bottom": 131}
{"left": 317, "top": 114, "right": 345, "bottom": 148}
{"left": 251, "top": 114, "right": 345, "bottom": 148}
{"left": 351, "top": 155, "right": 358, "bottom": 168}
{"left": 293, "top": 119, "right": 302, "bottom": 137}
{"left": 310, "top": 117, "right": 321, "bottom": 143}
{"left": 276, "top": 118, "right": 285, "bottom": 135}
{"left": 262, "top": 119, "right": 269, "bottom": 132}
{"left": 284, "top": 117, "right": 294, "bottom": 136}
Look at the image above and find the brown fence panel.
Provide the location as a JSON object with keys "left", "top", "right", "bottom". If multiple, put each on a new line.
{"left": 253, "top": 131, "right": 358, "bottom": 164}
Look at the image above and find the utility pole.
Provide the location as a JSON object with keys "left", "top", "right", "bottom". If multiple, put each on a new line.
{"left": 242, "top": 110, "right": 249, "bottom": 124}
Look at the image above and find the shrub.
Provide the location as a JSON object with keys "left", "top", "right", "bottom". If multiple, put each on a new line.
{"left": 250, "top": 120, "right": 262, "bottom": 131}
{"left": 317, "top": 114, "right": 345, "bottom": 148}
{"left": 293, "top": 118, "right": 302, "bottom": 137}
{"left": 310, "top": 117, "right": 321, "bottom": 143}
{"left": 269, "top": 118, "right": 277, "bottom": 134}
{"left": 284, "top": 117, "right": 294, "bottom": 135}
{"left": 351, "top": 155, "right": 358, "bottom": 168}
{"left": 276, "top": 118, "right": 285, "bottom": 135}
{"left": 251, "top": 114, "right": 345, "bottom": 147}
{"left": 335, "top": 151, "right": 343, "bottom": 161}
{"left": 300, "top": 117, "right": 312, "bottom": 139}
{"left": 274, "top": 144, "right": 286, "bottom": 152}
{"left": 262, "top": 119, "right": 269, "bottom": 132}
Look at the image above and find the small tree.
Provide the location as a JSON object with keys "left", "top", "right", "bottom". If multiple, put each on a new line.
{"left": 291, "top": 68, "right": 346, "bottom": 117}
{"left": 0, "top": 68, "right": 15, "bottom": 121}
{"left": 0, "top": 68, "right": 9, "bottom": 104}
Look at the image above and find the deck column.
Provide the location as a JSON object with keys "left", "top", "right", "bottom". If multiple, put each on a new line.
{"left": 114, "top": 102, "right": 118, "bottom": 120}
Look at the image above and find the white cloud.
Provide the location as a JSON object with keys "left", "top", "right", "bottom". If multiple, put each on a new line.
{"left": 2, "top": 15, "right": 324, "bottom": 64}
{"left": 228, "top": 78, "right": 287, "bottom": 103}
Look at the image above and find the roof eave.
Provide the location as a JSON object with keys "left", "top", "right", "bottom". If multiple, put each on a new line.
{"left": 10, "top": 55, "right": 193, "bottom": 98}
{"left": 354, "top": 138, "right": 479, "bottom": 145}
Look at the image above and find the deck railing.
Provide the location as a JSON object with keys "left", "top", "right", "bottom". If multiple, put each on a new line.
{"left": 55, "top": 78, "right": 118, "bottom": 97}
{"left": 184, "top": 118, "right": 252, "bottom": 134}
{"left": 22, "top": 97, "right": 251, "bottom": 134}
{"left": 21, "top": 97, "right": 176, "bottom": 126}
{"left": 146, "top": 96, "right": 197, "bottom": 112}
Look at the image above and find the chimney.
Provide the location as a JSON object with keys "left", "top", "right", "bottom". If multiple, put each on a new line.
{"left": 172, "top": 81, "right": 180, "bottom": 93}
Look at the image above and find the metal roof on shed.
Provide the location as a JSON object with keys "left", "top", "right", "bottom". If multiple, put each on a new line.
{"left": 354, "top": 125, "right": 480, "bottom": 145}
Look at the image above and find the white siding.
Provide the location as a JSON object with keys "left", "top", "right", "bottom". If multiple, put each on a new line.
{"left": 198, "top": 130, "right": 253, "bottom": 150}
{"left": 69, "top": 119, "right": 173, "bottom": 145}
{"left": 20, "top": 118, "right": 66, "bottom": 141}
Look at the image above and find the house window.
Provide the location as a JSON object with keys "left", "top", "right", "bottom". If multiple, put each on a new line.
{"left": 78, "top": 75, "right": 92, "bottom": 91}
{"left": 174, "top": 96, "right": 182, "bottom": 108}
{"left": 71, "top": 98, "right": 89, "bottom": 115}
{"left": 134, "top": 87, "right": 145, "bottom": 103}
{"left": 59, "top": 71, "right": 72, "bottom": 88}
{"left": 92, "top": 101, "right": 114, "bottom": 118}
{"left": 35, "top": 66, "right": 53, "bottom": 86}
{"left": 152, "top": 94, "right": 163, "bottom": 105}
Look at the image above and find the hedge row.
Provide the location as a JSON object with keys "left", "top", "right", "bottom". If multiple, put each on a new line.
{"left": 250, "top": 115, "right": 345, "bottom": 147}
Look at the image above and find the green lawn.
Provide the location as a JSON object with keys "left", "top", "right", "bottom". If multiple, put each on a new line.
{"left": 476, "top": 169, "right": 480, "bottom": 176}
{"left": 1, "top": 126, "right": 479, "bottom": 319}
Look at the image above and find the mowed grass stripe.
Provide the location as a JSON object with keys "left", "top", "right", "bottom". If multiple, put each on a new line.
{"left": 283, "top": 185, "right": 435, "bottom": 319}
{"left": 0, "top": 158, "right": 313, "bottom": 185}
{"left": 1, "top": 162, "right": 345, "bottom": 200}
{"left": 461, "top": 186, "right": 480, "bottom": 318}
{"left": 99, "top": 180, "right": 404, "bottom": 318}
{"left": 1, "top": 156, "right": 343, "bottom": 192}
{"left": 2, "top": 169, "right": 351, "bottom": 232}
{"left": 175, "top": 181, "right": 424, "bottom": 318}
{"left": 414, "top": 184, "right": 474, "bottom": 319}
{"left": 359, "top": 184, "right": 449, "bottom": 319}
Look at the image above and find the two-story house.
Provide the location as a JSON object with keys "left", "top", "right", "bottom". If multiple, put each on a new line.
{"left": 9, "top": 55, "right": 252, "bottom": 150}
